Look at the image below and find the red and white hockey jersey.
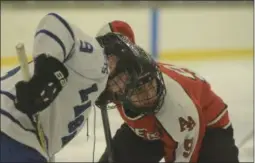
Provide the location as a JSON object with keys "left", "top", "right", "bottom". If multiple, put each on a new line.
{"left": 115, "top": 62, "right": 230, "bottom": 162}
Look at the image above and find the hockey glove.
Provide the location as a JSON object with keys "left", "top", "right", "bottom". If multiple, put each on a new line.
{"left": 95, "top": 90, "right": 113, "bottom": 110}
{"left": 14, "top": 53, "right": 69, "bottom": 116}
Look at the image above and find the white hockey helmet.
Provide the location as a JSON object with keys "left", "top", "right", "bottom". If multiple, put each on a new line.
{"left": 96, "top": 20, "right": 135, "bottom": 43}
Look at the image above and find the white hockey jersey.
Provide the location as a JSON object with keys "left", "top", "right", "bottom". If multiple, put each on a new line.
{"left": 1, "top": 13, "right": 109, "bottom": 160}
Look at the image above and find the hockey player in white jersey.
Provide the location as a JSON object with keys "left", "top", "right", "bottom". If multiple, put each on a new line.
{"left": 1, "top": 13, "right": 146, "bottom": 162}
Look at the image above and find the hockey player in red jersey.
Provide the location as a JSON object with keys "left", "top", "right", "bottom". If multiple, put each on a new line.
{"left": 96, "top": 21, "right": 239, "bottom": 162}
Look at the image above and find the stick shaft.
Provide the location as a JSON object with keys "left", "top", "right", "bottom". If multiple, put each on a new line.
{"left": 15, "top": 43, "right": 55, "bottom": 161}
{"left": 15, "top": 43, "right": 31, "bottom": 81}
{"left": 101, "top": 107, "right": 114, "bottom": 163}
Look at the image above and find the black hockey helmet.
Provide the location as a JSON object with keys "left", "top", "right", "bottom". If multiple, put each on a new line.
{"left": 96, "top": 32, "right": 138, "bottom": 76}
{"left": 96, "top": 33, "right": 166, "bottom": 115}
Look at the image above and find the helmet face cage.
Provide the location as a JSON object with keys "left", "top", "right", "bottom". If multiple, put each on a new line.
{"left": 113, "top": 46, "right": 166, "bottom": 115}
{"left": 122, "top": 63, "right": 166, "bottom": 115}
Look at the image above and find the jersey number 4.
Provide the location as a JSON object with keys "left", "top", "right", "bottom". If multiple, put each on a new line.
{"left": 61, "top": 83, "right": 98, "bottom": 147}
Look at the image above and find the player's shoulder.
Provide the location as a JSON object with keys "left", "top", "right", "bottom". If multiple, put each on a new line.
{"left": 37, "top": 12, "right": 72, "bottom": 31}
{"left": 158, "top": 62, "right": 208, "bottom": 93}
{"left": 39, "top": 12, "right": 102, "bottom": 53}
{"left": 157, "top": 62, "right": 196, "bottom": 80}
{"left": 157, "top": 62, "right": 204, "bottom": 116}
{"left": 37, "top": 13, "right": 108, "bottom": 80}
{"left": 63, "top": 24, "right": 108, "bottom": 79}
{"left": 158, "top": 71, "right": 199, "bottom": 115}
{"left": 155, "top": 71, "right": 201, "bottom": 141}
{"left": 158, "top": 62, "right": 187, "bottom": 82}
{"left": 36, "top": 12, "right": 73, "bottom": 35}
{"left": 37, "top": 12, "right": 98, "bottom": 46}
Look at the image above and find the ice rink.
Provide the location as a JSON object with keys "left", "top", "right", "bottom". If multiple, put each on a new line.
{"left": 1, "top": 59, "right": 253, "bottom": 162}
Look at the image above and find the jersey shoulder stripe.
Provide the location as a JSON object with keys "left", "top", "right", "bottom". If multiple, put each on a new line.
{"left": 34, "top": 13, "right": 75, "bottom": 62}
{"left": 48, "top": 13, "right": 75, "bottom": 41}
{"left": 35, "top": 29, "right": 67, "bottom": 60}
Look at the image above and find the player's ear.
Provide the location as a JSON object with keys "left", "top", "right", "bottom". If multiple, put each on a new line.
{"left": 96, "top": 20, "right": 135, "bottom": 43}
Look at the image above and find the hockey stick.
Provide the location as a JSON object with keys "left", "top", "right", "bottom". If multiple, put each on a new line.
{"left": 15, "top": 43, "right": 55, "bottom": 162}
{"left": 16, "top": 43, "right": 31, "bottom": 81}
{"left": 100, "top": 104, "right": 114, "bottom": 163}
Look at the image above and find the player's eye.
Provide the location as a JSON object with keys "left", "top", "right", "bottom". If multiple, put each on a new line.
{"left": 129, "top": 80, "right": 156, "bottom": 102}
